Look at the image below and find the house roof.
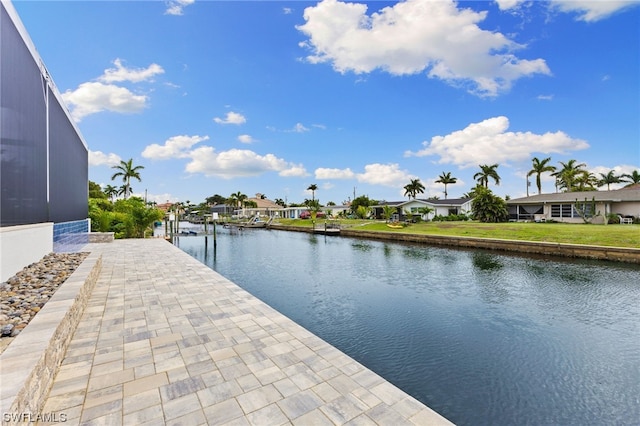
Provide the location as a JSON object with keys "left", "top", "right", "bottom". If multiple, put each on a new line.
{"left": 246, "top": 197, "right": 281, "bottom": 209}
{"left": 374, "top": 198, "right": 471, "bottom": 208}
{"left": 508, "top": 188, "right": 640, "bottom": 204}
{"left": 417, "top": 197, "right": 472, "bottom": 206}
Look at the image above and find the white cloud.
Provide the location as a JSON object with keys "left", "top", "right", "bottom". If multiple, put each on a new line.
{"left": 315, "top": 163, "right": 413, "bottom": 188}
{"left": 495, "top": 0, "right": 637, "bottom": 21}
{"left": 537, "top": 94, "right": 554, "bottom": 101}
{"left": 357, "top": 163, "right": 414, "bottom": 187}
{"left": 279, "top": 165, "right": 309, "bottom": 177}
{"left": 237, "top": 134, "right": 255, "bottom": 144}
{"left": 495, "top": 0, "right": 521, "bottom": 10}
{"left": 185, "top": 147, "right": 305, "bottom": 179}
{"left": 62, "top": 82, "right": 147, "bottom": 121}
{"left": 99, "top": 59, "right": 164, "bottom": 83}
{"left": 89, "top": 150, "right": 122, "bottom": 167}
{"left": 405, "top": 116, "right": 589, "bottom": 168}
{"left": 165, "top": 0, "right": 195, "bottom": 16}
{"left": 315, "top": 167, "right": 356, "bottom": 179}
{"left": 550, "top": 0, "right": 638, "bottom": 22}
{"left": 288, "top": 123, "right": 310, "bottom": 133}
{"left": 297, "top": 0, "right": 550, "bottom": 97}
{"left": 142, "top": 135, "right": 209, "bottom": 160}
{"left": 283, "top": 7, "right": 293, "bottom": 15}
{"left": 214, "top": 111, "right": 247, "bottom": 125}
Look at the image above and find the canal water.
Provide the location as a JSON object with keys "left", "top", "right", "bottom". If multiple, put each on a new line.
{"left": 173, "top": 226, "right": 640, "bottom": 425}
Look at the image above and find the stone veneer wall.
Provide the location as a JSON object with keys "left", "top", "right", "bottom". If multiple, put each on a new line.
{"left": 0, "top": 252, "right": 102, "bottom": 422}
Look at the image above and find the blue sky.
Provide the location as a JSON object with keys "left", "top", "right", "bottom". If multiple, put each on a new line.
{"left": 13, "top": 0, "right": 640, "bottom": 205}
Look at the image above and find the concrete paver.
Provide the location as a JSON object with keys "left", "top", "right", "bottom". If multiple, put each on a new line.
{"left": 38, "top": 239, "right": 452, "bottom": 425}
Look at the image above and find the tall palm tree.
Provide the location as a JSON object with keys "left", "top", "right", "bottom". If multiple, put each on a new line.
{"left": 473, "top": 164, "right": 501, "bottom": 188}
{"left": 552, "top": 159, "right": 587, "bottom": 192}
{"left": 435, "top": 172, "right": 457, "bottom": 199}
{"left": 104, "top": 184, "right": 119, "bottom": 201}
{"left": 228, "top": 191, "right": 247, "bottom": 209}
{"left": 597, "top": 170, "right": 621, "bottom": 191}
{"left": 111, "top": 158, "right": 144, "bottom": 199}
{"left": 307, "top": 184, "right": 318, "bottom": 204}
{"left": 527, "top": 157, "right": 556, "bottom": 195}
{"left": 403, "top": 178, "right": 425, "bottom": 199}
{"left": 574, "top": 172, "right": 598, "bottom": 192}
{"left": 621, "top": 170, "right": 640, "bottom": 185}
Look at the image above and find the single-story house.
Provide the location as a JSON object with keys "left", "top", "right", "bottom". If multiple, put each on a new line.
{"left": 507, "top": 186, "right": 640, "bottom": 223}
{"left": 237, "top": 194, "right": 284, "bottom": 218}
{"left": 372, "top": 198, "right": 472, "bottom": 221}
{"left": 282, "top": 205, "right": 351, "bottom": 219}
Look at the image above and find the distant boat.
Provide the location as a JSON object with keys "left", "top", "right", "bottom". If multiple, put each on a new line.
{"left": 386, "top": 223, "right": 404, "bottom": 229}
{"left": 227, "top": 215, "right": 271, "bottom": 228}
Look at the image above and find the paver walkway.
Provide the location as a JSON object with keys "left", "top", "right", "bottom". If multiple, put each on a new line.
{"left": 40, "top": 239, "right": 452, "bottom": 425}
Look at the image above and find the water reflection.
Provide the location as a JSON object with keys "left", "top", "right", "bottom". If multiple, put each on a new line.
{"left": 175, "top": 229, "right": 640, "bottom": 426}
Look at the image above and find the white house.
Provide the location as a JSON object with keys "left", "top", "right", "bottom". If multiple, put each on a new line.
{"left": 373, "top": 198, "right": 472, "bottom": 221}
{"left": 507, "top": 186, "right": 640, "bottom": 223}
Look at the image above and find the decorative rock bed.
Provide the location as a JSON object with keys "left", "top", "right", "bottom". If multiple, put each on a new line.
{"left": 0, "top": 253, "right": 88, "bottom": 347}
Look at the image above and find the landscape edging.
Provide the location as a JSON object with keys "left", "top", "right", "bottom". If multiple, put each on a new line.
{"left": 0, "top": 252, "right": 102, "bottom": 423}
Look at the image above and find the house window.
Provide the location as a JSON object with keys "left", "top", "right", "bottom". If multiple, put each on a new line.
{"left": 550, "top": 203, "right": 592, "bottom": 218}
{"left": 573, "top": 202, "right": 594, "bottom": 218}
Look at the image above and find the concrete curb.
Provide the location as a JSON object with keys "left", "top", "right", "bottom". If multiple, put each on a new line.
{"left": 0, "top": 252, "right": 102, "bottom": 423}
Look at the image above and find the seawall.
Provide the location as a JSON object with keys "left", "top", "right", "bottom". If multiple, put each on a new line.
{"left": 268, "top": 224, "right": 640, "bottom": 264}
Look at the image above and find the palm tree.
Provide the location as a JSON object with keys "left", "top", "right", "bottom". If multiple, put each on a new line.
{"left": 118, "top": 185, "right": 128, "bottom": 198}
{"left": 552, "top": 159, "right": 587, "bottom": 192}
{"left": 403, "top": 179, "right": 425, "bottom": 199}
{"left": 527, "top": 157, "right": 556, "bottom": 195}
{"left": 111, "top": 158, "right": 144, "bottom": 199}
{"left": 307, "top": 184, "right": 318, "bottom": 204}
{"left": 473, "top": 164, "right": 501, "bottom": 188}
{"left": 597, "top": 170, "right": 621, "bottom": 191}
{"left": 435, "top": 172, "right": 457, "bottom": 199}
{"left": 104, "top": 184, "right": 119, "bottom": 201}
{"left": 382, "top": 205, "right": 397, "bottom": 222}
{"left": 417, "top": 206, "right": 434, "bottom": 221}
{"left": 621, "top": 170, "right": 640, "bottom": 186}
{"left": 228, "top": 191, "right": 247, "bottom": 210}
{"left": 574, "top": 172, "right": 598, "bottom": 192}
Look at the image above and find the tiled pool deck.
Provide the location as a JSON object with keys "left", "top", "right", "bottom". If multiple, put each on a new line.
{"left": 36, "top": 239, "right": 452, "bottom": 425}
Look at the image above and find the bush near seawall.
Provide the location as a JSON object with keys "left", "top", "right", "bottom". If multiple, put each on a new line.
{"left": 89, "top": 196, "right": 163, "bottom": 239}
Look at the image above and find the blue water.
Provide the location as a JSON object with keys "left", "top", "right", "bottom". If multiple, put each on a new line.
{"left": 174, "top": 227, "right": 640, "bottom": 425}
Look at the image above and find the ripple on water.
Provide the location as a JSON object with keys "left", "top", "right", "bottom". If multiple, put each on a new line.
{"left": 175, "top": 231, "right": 640, "bottom": 426}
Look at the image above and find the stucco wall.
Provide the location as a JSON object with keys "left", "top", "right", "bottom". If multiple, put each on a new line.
{"left": 0, "top": 223, "right": 53, "bottom": 281}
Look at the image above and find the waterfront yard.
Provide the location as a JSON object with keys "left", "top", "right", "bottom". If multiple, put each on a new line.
{"left": 275, "top": 219, "right": 639, "bottom": 248}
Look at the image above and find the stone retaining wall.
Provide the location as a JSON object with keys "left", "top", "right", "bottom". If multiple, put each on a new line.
{"left": 88, "top": 232, "right": 114, "bottom": 243}
{"left": 0, "top": 253, "right": 102, "bottom": 423}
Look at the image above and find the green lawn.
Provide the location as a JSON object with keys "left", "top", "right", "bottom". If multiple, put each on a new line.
{"left": 274, "top": 219, "right": 640, "bottom": 248}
